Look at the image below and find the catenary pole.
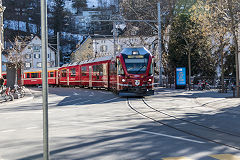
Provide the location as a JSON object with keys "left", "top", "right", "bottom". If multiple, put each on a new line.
{"left": 57, "top": 32, "right": 60, "bottom": 67}
{"left": 41, "top": 0, "right": 49, "bottom": 159}
{"left": 158, "top": 2, "right": 162, "bottom": 86}
{"left": 113, "top": 21, "right": 117, "bottom": 57}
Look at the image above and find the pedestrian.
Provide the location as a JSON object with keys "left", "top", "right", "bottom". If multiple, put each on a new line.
{"left": 0, "top": 76, "right": 4, "bottom": 90}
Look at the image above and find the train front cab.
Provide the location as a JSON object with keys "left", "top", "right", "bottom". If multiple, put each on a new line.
{"left": 116, "top": 47, "right": 154, "bottom": 96}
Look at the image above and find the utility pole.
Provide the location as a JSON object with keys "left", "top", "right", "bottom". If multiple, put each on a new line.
{"left": 57, "top": 32, "right": 60, "bottom": 67}
{"left": 188, "top": 52, "right": 191, "bottom": 90}
{"left": 113, "top": 21, "right": 117, "bottom": 57}
{"left": 40, "top": 0, "right": 49, "bottom": 159}
{"left": 158, "top": 2, "right": 163, "bottom": 87}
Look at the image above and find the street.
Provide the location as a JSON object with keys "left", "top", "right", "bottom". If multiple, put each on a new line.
{"left": 1, "top": 87, "right": 240, "bottom": 160}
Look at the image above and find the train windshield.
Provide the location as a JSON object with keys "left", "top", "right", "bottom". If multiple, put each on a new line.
{"left": 123, "top": 55, "right": 149, "bottom": 74}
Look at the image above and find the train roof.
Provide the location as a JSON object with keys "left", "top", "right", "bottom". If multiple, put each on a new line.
{"left": 120, "top": 47, "right": 151, "bottom": 55}
{"left": 24, "top": 67, "right": 60, "bottom": 72}
{"left": 62, "top": 56, "right": 114, "bottom": 67}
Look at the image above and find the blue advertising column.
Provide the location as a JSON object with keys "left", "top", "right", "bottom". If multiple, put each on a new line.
{"left": 176, "top": 67, "right": 186, "bottom": 89}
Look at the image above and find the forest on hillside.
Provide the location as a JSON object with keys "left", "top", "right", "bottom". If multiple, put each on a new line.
{"left": 2, "top": 0, "right": 114, "bottom": 62}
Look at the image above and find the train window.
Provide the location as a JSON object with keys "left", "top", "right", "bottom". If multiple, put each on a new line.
{"left": 81, "top": 66, "right": 87, "bottom": 76}
{"left": 27, "top": 73, "right": 30, "bottom": 78}
{"left": 124, "top": 58, "right": 149, "bottom": 74}
{"left": 70, "top": 68, "right": 76, "bottom": 77}
{"left": 31, "top": 73, "right": 38, "bottom": 78}
{"left": 61, "top": 69, "right": 67, "bottom": 77}
{"left": 93, "top": 65, "right": 103, "bottom": 76}
{"left": 49, "top": 72, "right": 54, "bottom": 77}
{"left": 117, "top": 59, "right": 124, "bottom": 75}
{"left": 149, "top": 60, "right": 154, "bottom": 75}
{"left": 99, "top": 65, "right": 103, "bottom": 76}
{"left": 93, "top": 65, "right": 97, "bottom": 72}
{"left": 110, "top": 62, "right": 117, "bottom": 75}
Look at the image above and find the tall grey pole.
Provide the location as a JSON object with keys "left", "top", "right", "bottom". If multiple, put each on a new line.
{"left": 158, "top": 2, "right": 162, "bottom": 86}
{"left": 113, "top": 21, "right": 117, "bottom": 57}
{"left": 41, "top": 0, "right": 49, "bottom": 159}
{"left": 57, "top": 32, "right": 60, "bottom": 67}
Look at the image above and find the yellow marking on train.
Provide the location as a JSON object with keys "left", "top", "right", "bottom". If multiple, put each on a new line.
{"left": 162, "top": 157, "right": 192, "bottom": 160}
{"left": 210, "top": 154, "right": 240, "bottom": 160}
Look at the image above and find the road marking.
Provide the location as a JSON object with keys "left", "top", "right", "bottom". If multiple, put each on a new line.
{"left": 92, "top": 125, "right": 204, "bottom": 144}
{"left": 99, "top": 97, "right": 119, "bottom": 104}
{"left": 26, "top": 127, "right": 37, "bottom": 130}
{"left": 162, "top": 157, "right": 192, "bottom": 160}
{"left": 1, "top": 129, "right": 16, "bottom": 133}
{"left": 210, "top": 154, "right": 240, "bottom": 160}
{"left": 124, "top": 129, "right": 204, "bottom": 144}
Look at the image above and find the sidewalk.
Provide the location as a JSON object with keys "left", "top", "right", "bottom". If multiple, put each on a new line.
{"left": 191, "top": 90, "right": 240, "bottom": 110}
{"left": 155, "top": 87, "right": 240, "bottom": 110}
{"left": 0, "top": 87, "right": 34, "bottom": 104}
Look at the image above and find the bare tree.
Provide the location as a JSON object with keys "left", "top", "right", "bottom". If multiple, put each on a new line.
{"left": 227, "top": 0, "right": 240, "bottom": 96}
{"left": 6, "top": 36, "right": 30, "bottom": 86}
{"left": 203, "top": 0, "right": 239, "bottom": 93}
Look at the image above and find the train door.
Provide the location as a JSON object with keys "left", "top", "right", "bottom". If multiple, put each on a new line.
{"left": 103, "top": 63, "right": 108, "bottom": 88}
{"left": 56, "top": 70, "right": 59, "bottom": 85}
{"left": 89, "top": 66, "right": 92, "bottom": 87}
{"left": 116, "top": 58, "right": 120, "bottom": 91}
{"left": 67, "top": 68, "right": 70, "bottom": 86}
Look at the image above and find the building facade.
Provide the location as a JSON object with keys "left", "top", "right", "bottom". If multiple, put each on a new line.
{"left": 22, "top": 36, "right": 56, "bottom": 70}
{"left": 70, "top": 36, "right": 157, "bottom": 63}
{"left": 70, "top": 36, "right": 94, "bottom": 62}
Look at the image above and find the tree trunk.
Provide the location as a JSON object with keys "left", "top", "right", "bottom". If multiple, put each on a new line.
{"left": 221, "top": 46, "right": 225, "bottom": 93}
{"left": 15, "top": 66, "right": 18, "bottom": 86}
{"left": 228, "top": 0, "right": 239, "bottom": 97}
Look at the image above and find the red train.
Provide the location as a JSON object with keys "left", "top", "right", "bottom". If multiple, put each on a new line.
{"left": 7, "top": 47, "right": 155, "bottom": 96}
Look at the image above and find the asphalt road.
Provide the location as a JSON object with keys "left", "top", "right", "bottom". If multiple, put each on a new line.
{"left": 0, "top": 87, "right": 240, "bottom": 160}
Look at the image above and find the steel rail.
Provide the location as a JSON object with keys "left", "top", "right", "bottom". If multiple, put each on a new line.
{"left": 127, "top": 98, "right": 240, "bottom": 151}
{"left": 142, "top": 98, "right": 240, "bottom": 138}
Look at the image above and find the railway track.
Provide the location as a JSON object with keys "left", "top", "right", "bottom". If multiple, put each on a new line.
{"left": 194, "top": 97, "right": 240, "bottom": 115}
{"left": 127, "top": 98, "right": 240, "bottom": 151}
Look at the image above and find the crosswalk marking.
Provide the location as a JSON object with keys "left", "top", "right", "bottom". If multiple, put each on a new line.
{"left": 210, "top": 154, "right": 240, "bottom": 160}
{"left": 162, "top": 157, "right": 192, "bottom": 160}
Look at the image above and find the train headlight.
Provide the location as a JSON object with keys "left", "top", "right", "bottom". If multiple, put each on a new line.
{"left": 148, "top": 79, "right": 152, "bottom": 82}
{"left": 122, "top": 79, "right": 126, "bottom": 82}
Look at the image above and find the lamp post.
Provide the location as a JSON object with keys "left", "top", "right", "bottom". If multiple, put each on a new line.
{"left": 157, "top": 2, "right": 162, "bottom": 87}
